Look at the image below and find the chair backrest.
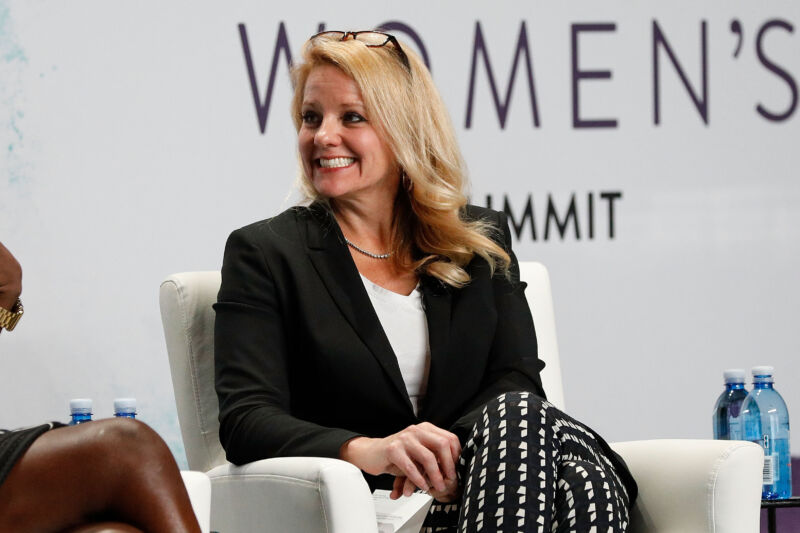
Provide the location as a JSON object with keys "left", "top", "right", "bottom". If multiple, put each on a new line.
{"left": 159, "top": 261, "right": 564, "bottom": 471}
{"left": 160, "top": 272, "right": 226, "bottom": 472}
{"left": 518, "top": 262, "right": 565, "bottom": 410}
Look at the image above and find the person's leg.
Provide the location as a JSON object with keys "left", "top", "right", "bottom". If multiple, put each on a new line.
{"left": 552, "top": 460, "right": 628, "bottom": 533}
{"left": 422, "top": 501, "right": 460, "bottom": 532}
{"left": 0, "top": 418, "right": 200, "bottom": 533}
{"left": 455, "top": 391, "right": 630, "bottom": 533}
{"left": 548, "top": 412, "right": 631, "bottom": 533}
{"left": 63, "top": 523, "right": 143, "bottom": 533}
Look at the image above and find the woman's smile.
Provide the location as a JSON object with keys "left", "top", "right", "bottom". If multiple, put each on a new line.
{"left": 317, "top": 156, "right": 356, "bottom": 170}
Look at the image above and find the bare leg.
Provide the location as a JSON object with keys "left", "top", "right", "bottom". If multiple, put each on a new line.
{"left": 62, "top": 523, "right": 143, "bottom": 533}
{"left": 0, "top": 418, "right": 200, "bottom": 533}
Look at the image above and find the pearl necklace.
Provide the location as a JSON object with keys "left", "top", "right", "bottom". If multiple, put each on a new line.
{"left": 345, "top": 238, "right": 393, "bottom": 259}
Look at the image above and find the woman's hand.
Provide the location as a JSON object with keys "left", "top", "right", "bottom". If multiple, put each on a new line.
{"left": 391, "top": 473, "right": 461, "bottom": 503}
{"left": 340, "top": 422, "right": 461, "bottom": 498}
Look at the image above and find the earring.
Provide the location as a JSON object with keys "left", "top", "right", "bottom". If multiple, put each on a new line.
{"left": 401, "top": 170, "right": 414, "bottom": 192}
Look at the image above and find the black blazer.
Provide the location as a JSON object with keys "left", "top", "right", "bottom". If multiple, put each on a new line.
{"left": 214, "top": 203, "right": 635, "bottom": 497}
{"left": 214, "top": 204, "right": 544, "bottom": 450}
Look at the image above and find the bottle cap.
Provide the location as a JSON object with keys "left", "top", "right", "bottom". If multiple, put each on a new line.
{"left": 751, "top": 366, "right": 775, "bottom": 383}
{"left": 723, "top": 369, "right": 746, "bottom": 383}
{"left": 113, "top": 398, "right": 137, "bottom": 414}
{"left": 69, "top": 398, "right": 93, "bottom": 414}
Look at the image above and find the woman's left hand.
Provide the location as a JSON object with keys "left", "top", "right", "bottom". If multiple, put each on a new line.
{"left": 391, "top": 473, "right": 461, "bottom": 503}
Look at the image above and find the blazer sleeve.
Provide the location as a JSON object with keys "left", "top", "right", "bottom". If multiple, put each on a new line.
{"left": 214, "top": 227, "right": 361, "bottom": 464}
{"left": 449, "top": 211, "right": 546, "bottom": 440}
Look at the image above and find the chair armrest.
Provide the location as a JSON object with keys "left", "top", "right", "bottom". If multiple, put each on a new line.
{"left": 180, "top": 471, "right": 211, "bottom": 533}
{"left": 206, "top": 457, "right": 378, "bottom": 533}
{"left": 611, "top": 439, "right": 763, "bottom": 533}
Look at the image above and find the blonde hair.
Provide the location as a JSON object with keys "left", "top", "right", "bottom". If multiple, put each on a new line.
{"left": 291, "top": 33, "right": 510, "bottom": 287}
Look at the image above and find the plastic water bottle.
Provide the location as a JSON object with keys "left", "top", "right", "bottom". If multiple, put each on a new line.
{"left": 712, "top": 369, "right": 748, "bottom": 440}
{"left": 69, "top": 399, "right": 93, "bottom": 425}
{"left": 742, "top": 366, "right": 792, "bottom": 499}
{"left": 113, "top": 398, "right": 137, "bottom": 419}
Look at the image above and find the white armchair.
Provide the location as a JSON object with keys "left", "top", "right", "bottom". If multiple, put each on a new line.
{"left": 517, "top": 263, "right": 764, "bottom": 533}
{"left": 180, "top": 470, "right": 212, "bottom": 533}
{"left": 160, "top": 271, "right": 378, "bottom": 533}
{"left": 160, "top": 263, "right": 763, "bottom": 533}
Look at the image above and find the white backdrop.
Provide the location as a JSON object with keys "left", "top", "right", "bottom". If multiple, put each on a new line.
{"left": 1, "top": 0, "right": 798, "bottom": 467}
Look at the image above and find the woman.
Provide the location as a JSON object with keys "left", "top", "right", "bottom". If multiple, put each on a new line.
{"left": 0, "top": 242, "right": 200, "bottom": 533}
{"left": 215, "top": 31, "right": 636, "bottom": 532}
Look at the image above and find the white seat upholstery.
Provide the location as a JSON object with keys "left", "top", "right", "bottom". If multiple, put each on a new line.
{"left": 160, "top": 262, "right": 764, "bottom": 533}
{"left": 611, "top": 439, "right": 763, "bottom": 532}
{"left": 180, "top": 470, "right": 212, "bottom": 533}
{"left": 517, "top": 262, "right": 565, "bottom": 411}
{"left": 161, "top": 272, "right": 377, "bottom": 533}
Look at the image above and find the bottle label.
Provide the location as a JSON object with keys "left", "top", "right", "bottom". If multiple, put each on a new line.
{"left": 763, "top": 454, "right": 775, "bottom": 485}
{"left": 772, "top": 454, "right": 780, "bottom": 482}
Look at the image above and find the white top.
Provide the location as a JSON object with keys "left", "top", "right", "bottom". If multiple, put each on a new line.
{"left": 359, "top": 274, "right": 430, "bottom": 416}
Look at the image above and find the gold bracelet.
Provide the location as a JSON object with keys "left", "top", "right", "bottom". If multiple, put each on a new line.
{"left": 0, "top": 298, "right": 24, "bottom": 331}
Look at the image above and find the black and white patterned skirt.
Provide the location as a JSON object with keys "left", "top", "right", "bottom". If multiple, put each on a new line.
{"left": 423, "top": 392, "right": 634, "bottom": 532}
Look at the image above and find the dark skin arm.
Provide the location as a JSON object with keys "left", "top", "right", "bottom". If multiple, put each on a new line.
{"left": 0, "top": 242, "right": 22, "bottom": 312}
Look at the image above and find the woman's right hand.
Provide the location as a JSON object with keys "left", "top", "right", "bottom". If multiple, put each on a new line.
{"left": 340, "top": 422, "right": 461, "bottom": 497}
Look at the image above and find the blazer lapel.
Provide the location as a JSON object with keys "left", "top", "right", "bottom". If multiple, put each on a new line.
{"left": 418, "top": 277, "right": 452, "bottom": 420}
{"left": 302, "top": 205, "right": 414, "bottom": 412}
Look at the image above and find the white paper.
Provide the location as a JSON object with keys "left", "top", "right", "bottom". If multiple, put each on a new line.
{"left": 373, "top": 490, "right": 433, "bottom": 533}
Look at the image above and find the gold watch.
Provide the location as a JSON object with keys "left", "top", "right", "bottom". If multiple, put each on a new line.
{"left": 0, "top": 298, "right": 23, "bottom": 331}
